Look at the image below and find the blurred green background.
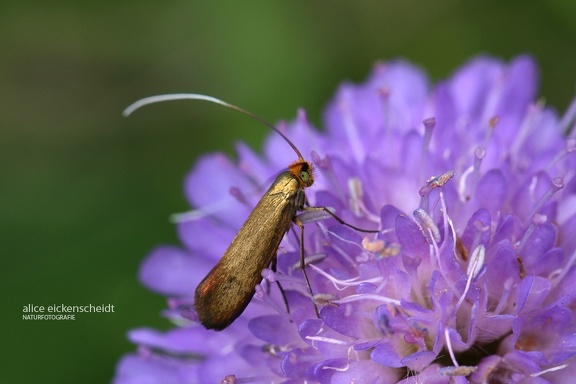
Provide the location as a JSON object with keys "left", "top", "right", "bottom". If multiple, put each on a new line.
{"left": 2, "top": 1, "right": 575, "bottom": 383}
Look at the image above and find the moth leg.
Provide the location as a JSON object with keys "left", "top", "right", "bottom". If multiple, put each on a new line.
{"left": 293, "top": 216, "right": 320, "bottom": 318}
{"left": 302, "top": 206, "right": 379, "bottom": 233}
{"left": 270, "top": 257, "right": 290, "bottom": 315}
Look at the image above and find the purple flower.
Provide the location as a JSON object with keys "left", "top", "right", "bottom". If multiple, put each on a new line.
{"left": 113, "top": 56, "right": 576, "bottom": 383}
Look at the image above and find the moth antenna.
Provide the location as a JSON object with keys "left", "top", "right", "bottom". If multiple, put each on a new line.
{"left": 123, "top": 93, "right": 305, "bottom": 161}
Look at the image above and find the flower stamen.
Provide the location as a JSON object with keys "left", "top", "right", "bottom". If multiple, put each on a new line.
{"left": 471, "top": 147, "right": 486, "bottom": 198}
{"left": 262, "top": 268, "right": 307, "bottom": 287}
{"left": 331, "top": 293, "right": 401, "bottom": 306}
{"left": 455, "top": 245, "right": 485, "bottom": 311}
{"left": 483, "top": 116, "right": 499, "bottom": 149}
{"left": 547, "top": 138, "right": 576, "bottom": 171}
{"left": 550, "top": 248, "right": 576, "bottom": 286}
{"left": 305, "top": 335, "right": 351, "bottom": 346}
{"left": 420, "top": 117, "right": 436, "bottom": 176}
{"left": 526, "top": 176, "right": 564, "bottom": 222}
{"left": 439, "top": 365, "right": 477, "bottom": 376}
{"left": 444, "top": 327, "right": 459, "bottom": 367}
{"left": 254, "top": 285, "right": 290, "bottom": 319}
{"left": 413, "top": 208, "right": 441, "bottom": 244}
{"left": 307, "top": 263, "right": 384, "bottom": 290}
{"left": 530, "top": 363, "right": 569, "bottom": 377}
{"left": 339, "top": 99, "right": 364, "bottom": 164}
{"left": 493, "top": 278, "right": 513, "bottom": 314}
{"left": 419, "top": 170, "right": 455, "bottom": 212}
{"left": 348, "top": 177, "right": 381, "bottom": 222}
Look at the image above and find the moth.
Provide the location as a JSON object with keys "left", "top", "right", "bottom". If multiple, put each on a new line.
{"left": 124, "top": 94, "right": 377, "bottom": 330}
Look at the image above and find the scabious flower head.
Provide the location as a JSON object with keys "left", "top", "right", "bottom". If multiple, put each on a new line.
{"left": 113, "top": 56, "right": 576, "bottom": 383}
